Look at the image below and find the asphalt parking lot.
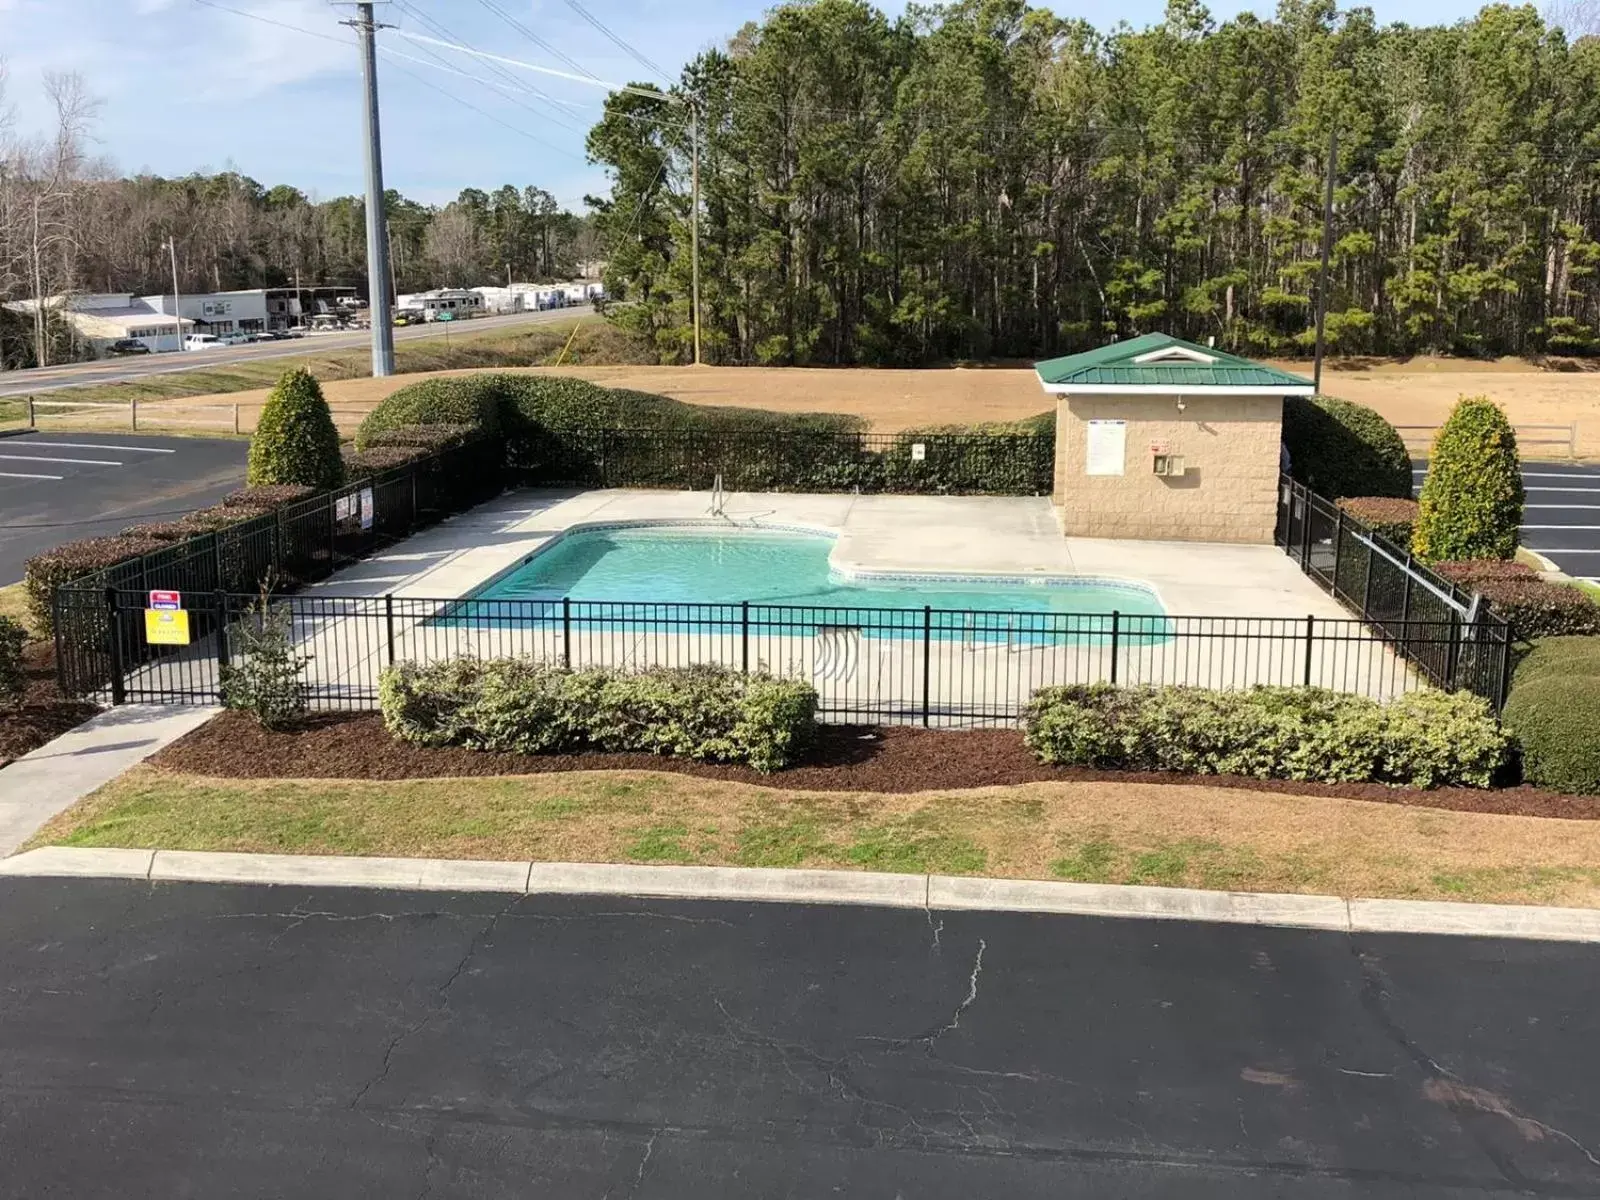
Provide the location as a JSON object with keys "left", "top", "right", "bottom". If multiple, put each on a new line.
{"left": 1414, "top": 460, "right": 1600, "bottom": 582}
{"left": 0, "top": 431, "right": 248, "bottom": 585}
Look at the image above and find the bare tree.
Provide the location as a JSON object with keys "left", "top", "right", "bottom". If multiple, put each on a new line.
{"left": 423, "top": 204, "right": 483, "bottom": 286}
{"left": 1545, "top": 0, "right": 1600, "bottom": 37}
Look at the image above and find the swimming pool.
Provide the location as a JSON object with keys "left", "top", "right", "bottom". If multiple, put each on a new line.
{"left": 448, "top": 526, "right": 1168, "bottom": 642}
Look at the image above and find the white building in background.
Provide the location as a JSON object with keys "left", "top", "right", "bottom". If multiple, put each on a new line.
{"left": 141, "top": 289, "right": 269, "bottom": 337}
{"left": 471, "top": 286, "right": 526, "bottom": 315}
{"left": 2, "top": 293, "right": 194, "bottom": 355}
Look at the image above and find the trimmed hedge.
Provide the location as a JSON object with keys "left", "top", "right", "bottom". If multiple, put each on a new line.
{"left": 366, "top": 423, "right": 480, "bottom": 451}
{"left": 1472, "top": 580, "right": 1600, "bottom": 639}
{"left": 1513, "top": 636, "right": 1600, "bottom": 689}
{"left": 1413, "top": 396, "right": 1524, "bottom": 562}
{"left": 24, "top": 534, "right": 167, "bottom": 637}
{"left": 1338, "top": 497, "right": 1418, "bottom": 547}
{"left": 1503, "top": 674, "right": 1600, "bottom": 794}
{"left": 1433, "top": 559, "right": 1539, "bottom": 586}
{"left": 1024, "top": 684, "right": 1507, "bottom": 789}
{"left": 344, "top": 445, "right": 427, "bottom": 478}
{"left": 0, "top": 616, "right": 25, "bottom": 708}
{"left": 222, "top": 484, "right": 318, "bottom": 509}
{"left": 353, "top": 374, "right": 510, "bottom": 447}
{"left": 1282, "top": 395, "right": 1412, "bottom": 499}
{"left": 247, "top": 367, "right": 345, "bottom": 491}
{"left": 379, "top": 658, "right": 818, "bottom": 773}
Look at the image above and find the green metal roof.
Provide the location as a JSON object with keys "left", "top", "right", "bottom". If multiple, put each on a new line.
{"left": 1034, "top": 333, "right": 1315, "bottom": 391}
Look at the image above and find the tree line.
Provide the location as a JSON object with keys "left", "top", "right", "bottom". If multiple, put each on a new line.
{"left": 0, "top": 68, "right": 595, "bottom": 368}
{"left": 586, "top": 0, "right": 1600, "bottom": 365}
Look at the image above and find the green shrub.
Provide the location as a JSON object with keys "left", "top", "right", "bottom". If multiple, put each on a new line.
{"left": 1503, "top": 674, "right": 1600, "bottom": 794}
{"left": 354, "top": 374, "right": 510, "bottom": 448}
{"left": 1024, "top": 684, "right": 1506, "bottom": 789}
{"left": 378, "top": 657, "right": 818, "bottom": 773}
{"left": 247, "top": 367, "right": 345, "bottom": 490}
{"left": 881, "top": 427, "right": 1055, "bottom": 495}
{"left": 0, "top": 616, "right": 25, "bottom": 708}
{"left": 220, "top": 592, "right": 310, "bottom": 730}
{"left": 1472, "top": 580, "right": 1600, "bottom": 639}
{"left": 365, "top": 422, "right": 479, "bottom": 451}
{"left": 344, "top": 445, "right": 426, "bottom": 478}
{"left": 1282, "top": 395, "right": 1413, "bottom": 499}
{"left": 1514, "top": 636, "right": 1600, "bottom": 689}
{"left": 1413, "top": 396, "right": 1524, "bottom": 562}
{"left": 1337, "top": 497, "right": 1419, "bottom": 548}
{"left": 23, "top": 534, "right": 166, "bottom": 637}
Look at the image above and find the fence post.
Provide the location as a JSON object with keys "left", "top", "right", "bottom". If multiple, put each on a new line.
{"left": 104, "top": 587, "right": 126, "bottom": 706}
{"left": 385, "top": 593, "right": 396, "bottom": 667}
{"left": 1299, "top": 487, "right": 1313, "bottom": 569}
{"left": 131, "top": 398, "right": 138, "bottom": 431}
{"left": 1496, "top": 621, "right": 1513, "bottom": 711}
{"left": 1445, "top": 609, "right": 1462, "bottom": 688}
{"left": 1360, "top": 539, "right": 1375, "bottom": 619}
{"left": 1303, "top": 614, "right": 1316, "bottom": 686}
{"left": 327, "top": 494, "right": 338, "bottom": 575}
{"left": 741, "top": 600, "right": 750, "bottom": 675}
{"left": 233, "top": 404, "right": 241, "bottom": 436}
{"left": 26, "top": 397, "right": 35, "bottom": 428}
{"left": 1109, "top": 610, "right": 1120, "bottom": 685}
{"left": 211, "top": 530, "right": 225, "bottom": 591}
{"left": 922, "top": 606, "right": 932, "bottom": 728}
{"left": 562, "top": 597, "right": 572, "bottom": 670}
{"left": 1331, "top": 508, "right": 1344, "bottom": 598}
{"left": 213, "top": 591, "right": 230, "bottom": 700}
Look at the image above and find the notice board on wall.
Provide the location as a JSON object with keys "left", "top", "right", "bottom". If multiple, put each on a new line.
{"left": 1085, "top": 419, "right": 1127, "bottom": 476}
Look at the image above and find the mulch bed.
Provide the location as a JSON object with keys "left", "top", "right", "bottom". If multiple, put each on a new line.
{"left": 0, "top": 643, "right": 100, "bottom": 767}
{"left": 151, "top": 710, "right": 1600, "bottom": 821}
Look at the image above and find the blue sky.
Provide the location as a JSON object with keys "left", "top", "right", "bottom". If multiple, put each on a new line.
{"left": 2, "top": 0, "right": 1500, "bottom": 211}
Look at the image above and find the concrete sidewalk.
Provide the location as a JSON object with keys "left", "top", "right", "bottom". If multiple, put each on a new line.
{"left": 0, "top": 706, "right": 217, "bottom": 855}
{"left": 8, "top": 847, "right": 1600, "bottom": 944}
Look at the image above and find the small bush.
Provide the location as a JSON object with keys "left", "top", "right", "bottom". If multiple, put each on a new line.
{"left": 1338, "top": 497, "right": 1419, "bottom": 548}
{"left": 1282, "top": 395, "right": 1413, "bottom": 499}
{"left": 1503, "top": 674, "right": 1600, "bottom": 794}
{"left": 1514, "top": 636, "right": 1600, "bottom": 689}
{"left": 24, "top": 534, "right": 166, "bottom": 637}
{"left": 119, "top": 520, "right": 207, "bottom": 543}
{"left": 220, "top": 592, "right": 310, "bottom": 730}
{"left": 1472, "top": 580, "right": 1600, "bottom": 639}
{"left": 1433, "top": 559, "right": 1540, "bottom": 586}
{"left": 365, "top": 423, "right": 479, "bottom": 451}
{"left": 379, "top": 658, "right": 818, "bottom": 773}
{"left": 0, "top": 616, "right": 26, "bottom": 708}
{"left": 1413, "top": 396, "right": 1524, "bottom": 562}
{"left": 222, "top": 484, "right": 318, "bottom": 509}
{"left": 1024, "top": 684, "right": 1506, "bottom": 789}
{"left": 247, "top": 367, "right": 345, "bottom": 490}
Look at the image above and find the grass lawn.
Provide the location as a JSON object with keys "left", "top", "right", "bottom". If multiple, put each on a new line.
{"left": 0, "top": 317, "right": 639, "bottom": 431}
{"left": 35, "top": 765, "right": 1600, "bottom": 908}
{"left": 0, "top": 582, "right": 34, "bottom": 636}
{"left": 1576, "top": 579, "right": 1600, "bottom": 604}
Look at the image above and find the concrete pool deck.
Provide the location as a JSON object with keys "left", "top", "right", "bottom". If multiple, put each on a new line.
{"left": 308, "top": 489, "right": 1353, "bottom": 622}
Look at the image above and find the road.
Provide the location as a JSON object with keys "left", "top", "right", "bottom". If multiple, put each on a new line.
{"left": 2, "top": 878, "right": 1598, "bottom": 1198}
{"left": 1415, "top": 460, "right": 1600, "bottom": 582}
{"left": 0, "top": 432, "right": 247, "bottom": 584}
{"left": 0, "top": 308, "right": 587, "bottom": 401}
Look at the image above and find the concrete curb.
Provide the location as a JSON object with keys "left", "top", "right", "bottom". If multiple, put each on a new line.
{"left": 5, "top": 848, "right": 1600, "bottom": 943}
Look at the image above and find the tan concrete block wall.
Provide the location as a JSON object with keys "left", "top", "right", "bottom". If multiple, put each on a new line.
{"left": 1053, "top": 394, "right": 1284, "bottom": 544}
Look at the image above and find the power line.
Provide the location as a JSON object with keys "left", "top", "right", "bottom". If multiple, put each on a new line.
{"left": 562, "top": 0, "right": 672, "bottom": 85}
{"left": 394, "top": 30, "right": 680, "bottom": 103}
{"left": 391, "top": 0, "right": 586, "bottom": 120}
{"left": 189, "top": 0, "right": 351, "bottom": 46}
{"left": 379, "top": 56, "right": 587, "bottom": 163}
{"left": 471, "top": 0, "right": 605, "bottom": 82}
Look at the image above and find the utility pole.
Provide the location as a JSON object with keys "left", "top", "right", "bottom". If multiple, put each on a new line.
{"left": 345, "top": 2, "right": 396, "bottom": 377}
{"left": 1312, "top": 126, "right": 1337, "bottom": 395}
{"left": 163, "top": 236, "right": 183, "bottom": 352}
{"left": 690, "top": 103, "right": 702, "bottom": 367}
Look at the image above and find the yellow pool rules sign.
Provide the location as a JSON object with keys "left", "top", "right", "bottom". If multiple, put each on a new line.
{"left": 145, "top": 608, "right": 191, "bottom": 646}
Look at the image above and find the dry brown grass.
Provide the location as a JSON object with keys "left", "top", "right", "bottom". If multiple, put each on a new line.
{"left": 139, "top": 354, "right": 1600, "bottom": 454}
{"left": 38, "top": 765, "right": 1600, "bottom": 907}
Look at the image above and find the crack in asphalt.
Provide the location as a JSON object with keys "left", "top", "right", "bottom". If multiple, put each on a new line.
{"left": 860, "top": 939, "right": 986, "bottom": 1051}
{"left": 349, "top": 895, "right": 523, "bottom": 1111}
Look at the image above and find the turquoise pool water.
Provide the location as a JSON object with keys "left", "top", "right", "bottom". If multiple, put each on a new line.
{"left": 451, "top": 527, "right": 1166, "bottom": 640}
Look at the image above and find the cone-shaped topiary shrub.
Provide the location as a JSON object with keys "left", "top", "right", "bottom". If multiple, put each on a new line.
{"left": 1413, "top": 396, "right": 1524, "bottom": 562}
{"left": 247, "top": 367, "right": 344, "bottom": 490}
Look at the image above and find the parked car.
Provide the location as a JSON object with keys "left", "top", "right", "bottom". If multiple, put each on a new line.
{"left": 217, "top": 331, "right": 253, "bottom": 346}
{"left": 251, "top": 329, "right": 291, "bottom": 342}
{"left": 183, "top": 334, "right": 221, "bottom": 351}
{"left": 106, "top": 338, "right": 151, "bottom": 356}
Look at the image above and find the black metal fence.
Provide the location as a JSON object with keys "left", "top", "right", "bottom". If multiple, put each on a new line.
{"left": 57, "top": 589, "right": 1475, "bottom": 725}
{"left": 1275, "top": 474, "right": 1512, "bottom": 707}
{"left": 508, "top": 427, "right": 1056, "bottom": 496}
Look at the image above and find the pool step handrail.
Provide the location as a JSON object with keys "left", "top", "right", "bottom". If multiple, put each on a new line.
{"left": 708, "top": 473, "right": 727, "bottom": 518}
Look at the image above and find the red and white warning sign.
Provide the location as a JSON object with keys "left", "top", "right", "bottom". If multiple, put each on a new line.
{"left": 148, "top": 590, "right": 182, "bottom": 611}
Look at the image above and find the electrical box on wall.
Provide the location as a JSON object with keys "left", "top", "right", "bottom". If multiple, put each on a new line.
{"left": 1152, "top": 453, "right": 1187, "bottom": 477}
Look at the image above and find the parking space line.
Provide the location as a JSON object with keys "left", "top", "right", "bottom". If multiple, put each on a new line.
{"left": 1533, "top": 548, "right": 1600, "bottom": 553}
{"left": 1522, "top": 472, "right": 1600, "bottom": 480}
{"left": 1524, "top": 486, "right": 1600, "bottom": 492}
{"left": 0, "top": 454, "right": 123, "bottom": 467}
{"left": 1527, "top": 503, "right": 1600, "bottom": 509}
{"left": 0, "top": 471, "right": 64, "bottom": 480}
{"left": 17, "top": 441, "right": 176, "bottom": 454}
{"left": 1521, "top": 525, "right": 1600, "bottom": 530}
